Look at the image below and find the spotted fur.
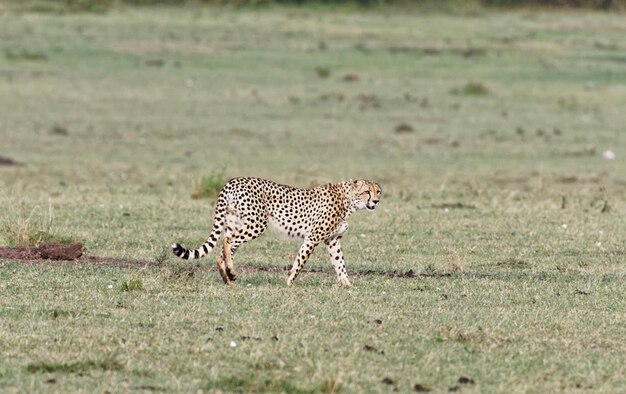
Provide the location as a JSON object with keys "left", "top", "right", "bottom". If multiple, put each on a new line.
{"left": 171, "top": 177, "right": 381, "bottom": 287}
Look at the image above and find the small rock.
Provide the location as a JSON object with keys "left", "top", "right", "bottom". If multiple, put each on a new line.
{"left": 50, "top": 125, "right": 69, "bottom": 136}
{"left": 602, "top": 150, "right": 615, "bottom": 160}
{"left": 395, "top": 122, "right": 414, "bottom": 134}
{"left": 145, "top": 59, "right": 164, "bottom": 67}
{"left": 414, "top": 383, "right": 431, "bottom": 392}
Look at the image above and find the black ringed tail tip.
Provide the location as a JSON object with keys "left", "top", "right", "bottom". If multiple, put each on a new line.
{"left": 172, "top": 243, "right": 186, "bottom": 258}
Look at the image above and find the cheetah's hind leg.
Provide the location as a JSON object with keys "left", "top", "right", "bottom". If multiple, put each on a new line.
{"left": 223, "top": 236, "right": 237, "bottom": 282}
{"left": 216, "top": 252, "right": 230, "bottom": 285}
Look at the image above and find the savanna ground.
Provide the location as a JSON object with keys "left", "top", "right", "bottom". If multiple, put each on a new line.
{"left": 1, "top": 3, "right": 625, "bottom": 392}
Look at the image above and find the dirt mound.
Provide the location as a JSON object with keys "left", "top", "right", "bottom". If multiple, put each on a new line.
{"left": 38, "top": 243, "right": 83, "bottom": 260}
{"left": 0, "top": 155, "right": 21, "bottom": 166}
{"left": 0, "top": 243, "right": 83, "bottom": 261}
{"left": 0, "top": 246, "right": 41, "bottom": 261}
{"left": 0, "top": 243, "right": 152, "bottom": 267}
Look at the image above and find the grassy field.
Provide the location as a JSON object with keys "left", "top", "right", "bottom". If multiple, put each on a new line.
{"left": 1, "top": 3, "right": 625, "bottom": 393}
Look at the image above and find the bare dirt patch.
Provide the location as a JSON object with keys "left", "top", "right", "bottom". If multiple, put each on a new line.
{"left": 1, "top": 244, "right": 84, "bottom": 261}
{"left": 0, "top": 244, "right": 154, "bottom": 267}
{"left": 0, "top": 245, "right": 449, "bottom": 280}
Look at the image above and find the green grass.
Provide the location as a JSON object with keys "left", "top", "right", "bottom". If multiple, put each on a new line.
{"left": 120, "top": 275, "right": 145, "bottom": 292}
{"left": 1, "top": 200, "right": 76, "bottom": 247}
{"left": 0, "top": 4, "right": 625, "bottom": 393}
{"left": 26, "top": 358, "right": 124, "bottom": 374}
{"left": 191, "top": 168, "right": 228, "bottom": 199}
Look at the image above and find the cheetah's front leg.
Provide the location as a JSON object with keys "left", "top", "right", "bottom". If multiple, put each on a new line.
{"left": 286, "top": 239, "right": 319, "bottom": 287}
{"left": 325, "top": 236, "right": 351, "bottom": 287}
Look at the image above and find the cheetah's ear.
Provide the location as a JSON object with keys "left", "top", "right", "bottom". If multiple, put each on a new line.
{"left": 352, "top": 180, "right": 365, "bottom": 189}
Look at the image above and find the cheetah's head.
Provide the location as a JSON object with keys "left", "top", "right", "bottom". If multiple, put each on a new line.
{"left": 350, "top": 180, "right": 382, "bottom": 211}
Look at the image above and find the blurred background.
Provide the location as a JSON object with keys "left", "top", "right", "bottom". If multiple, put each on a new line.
{"left": 0, "top": 0, "right": 624, "bottom": 258}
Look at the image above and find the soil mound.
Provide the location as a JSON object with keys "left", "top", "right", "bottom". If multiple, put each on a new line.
{"left": 37, "top": 243, "right": 83, "bottom": 260}
{"left": 0, "top": 155, "right": 21, "bottom": 166}
{"left": 0, "top": 246, "right": 41, "bottom": 261}
{"left": 0, "top": 243, "right": 83, "bottom": 261}
{"left": 0, "top": 244, "right": 154, "bottom": 267}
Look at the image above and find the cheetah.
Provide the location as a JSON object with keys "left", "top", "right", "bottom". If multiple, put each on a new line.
{"left": 171, "top": 177, "right": 381, "bottom": 287}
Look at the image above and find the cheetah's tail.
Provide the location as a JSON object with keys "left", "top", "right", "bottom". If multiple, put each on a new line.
{"left": 171, "top": 240, "right": 215, "bottom": 260}
{"left": 171, "top": 196, "right": 227, "bottom": 260}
